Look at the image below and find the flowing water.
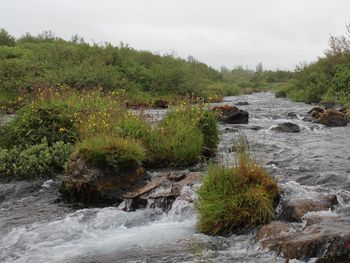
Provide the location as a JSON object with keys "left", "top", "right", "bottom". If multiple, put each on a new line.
{"left": 0, "top": 92, "right": 349, "bottom": 262}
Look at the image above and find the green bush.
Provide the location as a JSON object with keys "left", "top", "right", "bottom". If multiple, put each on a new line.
{"left": 288, "top": 25, "right": 350, "bottom": 104}
{"left": 0, "top": 139, "right": 72, "bottom": 179}
{"left": 0, "top": 28, "right": 16, "bottom": 47}
{"left": 74, "top": 136, "right": 145, "bottom": 173}
{"left": 0, "top": 102, "right": 77, "bottom": 148}
{"left": 196, "top": 139, "right": 278, "bottom": 236}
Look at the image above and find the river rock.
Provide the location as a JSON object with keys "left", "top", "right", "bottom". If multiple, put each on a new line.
{"left": 256, "top": 218, "right": 350, "bottom": 262}
{"left": 153, "top": 99, "right": 168, "bottom": 109}
{"left": 282, "top": 218, "right": 350, "bottom": 262}
{"left": 212, "top": 105, "right": 249, "bottom": 124}
{"left": 271, "top": 122, "right": 301, "bottom": 133}
{"left": 60, "top": 157, "right": 145, "bottom": 205}
{"left": 307, "top": 107, "right": 348, "bottom": 127}
{"left": 317, "top": 108, "right": 348, "bottom": 127}
{"left": 121, "top": 171, "right": 202, "bottom": 211}
{"left": 286, "top": 112, "right": 298, "bottom": 119}
{"left": 279, "top": 194, "right": 338, "bottom": 222}
{"left": 235, "top": 101, "right": 249, "bottom": 106}
{"left": 255, "top": 221, "right": 293, "bottom": 250}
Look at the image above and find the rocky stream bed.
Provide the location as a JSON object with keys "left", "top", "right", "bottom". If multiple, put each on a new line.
{"left": 0, "top": 92, "right": 349, "bottom": 262}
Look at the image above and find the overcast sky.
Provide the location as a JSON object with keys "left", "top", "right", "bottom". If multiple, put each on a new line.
{"left": 1, "top": 0, "right": 349, "bottom": 70}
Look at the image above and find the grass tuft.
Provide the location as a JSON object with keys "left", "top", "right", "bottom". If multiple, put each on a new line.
{"left": 196, "top": 136, "right": 279, "bottom": 236}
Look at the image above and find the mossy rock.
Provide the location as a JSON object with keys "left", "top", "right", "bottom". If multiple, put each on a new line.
{"left": 60, "top": 156, "right": 145, "bottom": 205}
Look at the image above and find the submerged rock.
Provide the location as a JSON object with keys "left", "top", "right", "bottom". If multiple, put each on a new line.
{"left": 60, "top": 157, "right": 145, "bottom": 205}
{"left": 153, "top": 99, "right": 168, "bottom": 109}
{"left": 286, "top": 112, "right": 298, "bottom": 119}
{"left": 271, "top": 122, "right": 301, "bottom": 133}
{"left": 235, "top": 101, "right": 249, "bottom": 106}
{"left": 212, "top": 105, "right": 249, "bottom": 124}
{"left": 279, "top": 194, "right": 338, "bottom": 222}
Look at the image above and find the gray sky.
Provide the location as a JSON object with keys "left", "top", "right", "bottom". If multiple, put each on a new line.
{"left": 1, "top": 0, "right": 349, "bottom": 70}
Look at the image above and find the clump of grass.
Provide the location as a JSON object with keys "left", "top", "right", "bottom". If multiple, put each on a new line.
{"left": 196, "top": 136, "right": 279, "bottom": 236}
{"left": 73, "top": 136, "right": 145, "bottom": 173}
{"left": 141, "top": 102, "right": 218, "bottom": 167}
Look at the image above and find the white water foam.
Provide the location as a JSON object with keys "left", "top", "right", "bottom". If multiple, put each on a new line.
{"left": 0, "top": 202, "right": 196, "bottom": 263}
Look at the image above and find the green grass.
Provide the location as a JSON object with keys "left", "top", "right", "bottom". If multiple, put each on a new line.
{"left": 196, "top": 138, "right": 279, "bottom": 236}
{"left": 74, "top": 136, "right": 145, "bottom": 173}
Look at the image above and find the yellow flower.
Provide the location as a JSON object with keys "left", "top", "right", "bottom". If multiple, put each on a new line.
{"left": 59, "top": 127, "right": 66, "bottom": 132}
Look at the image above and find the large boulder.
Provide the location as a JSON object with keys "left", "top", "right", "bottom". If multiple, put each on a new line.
{"left": 307, "top": 107, "right": 348, "bottom": 127}
{"left": 318, "top": 108, "right": 348, "bottom": 127}
{"left": 279, "top": 194, "right": 338, "bottom": 222}
{"left": 256, "top": 218, "right": 350, "bottom": 263}
{"left": 271, "top": 122, "right": 301, "bottom": 133}
{"left": 212, "top": 105, "right": 249, "bottom": 124}
{"left": 282, "top": 218, "right": 350, "bottom": 262}
{"left": 60, "top": 156, "right": 145, "bottom": 205}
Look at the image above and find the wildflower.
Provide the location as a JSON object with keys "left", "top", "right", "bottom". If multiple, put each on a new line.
{"left": 59, "top": 127, "right": 66, "bottom": 132}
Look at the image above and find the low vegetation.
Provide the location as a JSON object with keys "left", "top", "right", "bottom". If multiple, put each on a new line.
{"left": 196, "top": 137, "right": 279, "bottom": 236}
{"left": 0, "top": 88, "right": 219, "bottom": 179}
{"left": 0, "top": 139, "right": 72, "bottom": 179}
{"left": 280, "top": 23, "right": 350, "bottom": 106}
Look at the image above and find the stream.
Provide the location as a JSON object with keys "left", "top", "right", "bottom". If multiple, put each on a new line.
{"left": 0, "top": 92, "right": 349, "bottom": 262}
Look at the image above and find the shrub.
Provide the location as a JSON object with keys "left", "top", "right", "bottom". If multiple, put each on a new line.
{"left": 0, "top": 139, "right": 72, "bottom": 179}
{"left": 0, "top": 28, "right": 16, "bottom": 47}
{"left": 275, "top": 88, "right": 287, "bottom": 98}
{"left": 0, "top": 102, "right": 77, "bottom": 148}
{"left": 196, "top": 138, "right": 279, "bottom": 236}
{"left": 74, "top": 136, "right": 145, "bottom": 173}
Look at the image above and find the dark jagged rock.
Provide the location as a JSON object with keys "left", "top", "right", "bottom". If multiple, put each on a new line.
{"left": 212, "top": 105, "right": 249, "bottom": 124}
{"left": 60, "top": 157, "right": 145, "bottom": 205}
{"left": 235, "top": 101, "right": 249, "bottom": 106}
{"left": 153, "top": 99, "right": 168, "bottom": 109}
{"left": 121, "top": 171, "right": 202, "bottom": 211}
{"left": 279, "top": 194, "right": 338, "bottom": 222}
{"left": 272, "top": 122, "right": 301, "bottom": 133}
{"left": 286, "top": 112, "right": 298, "bottom": 119}
{"left": 308, "top": 107, "right": 324, "bottom": 115}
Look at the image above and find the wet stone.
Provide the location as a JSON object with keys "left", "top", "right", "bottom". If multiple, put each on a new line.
{"left": 271, "top": 122, "right": 301, "bottom": 133}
